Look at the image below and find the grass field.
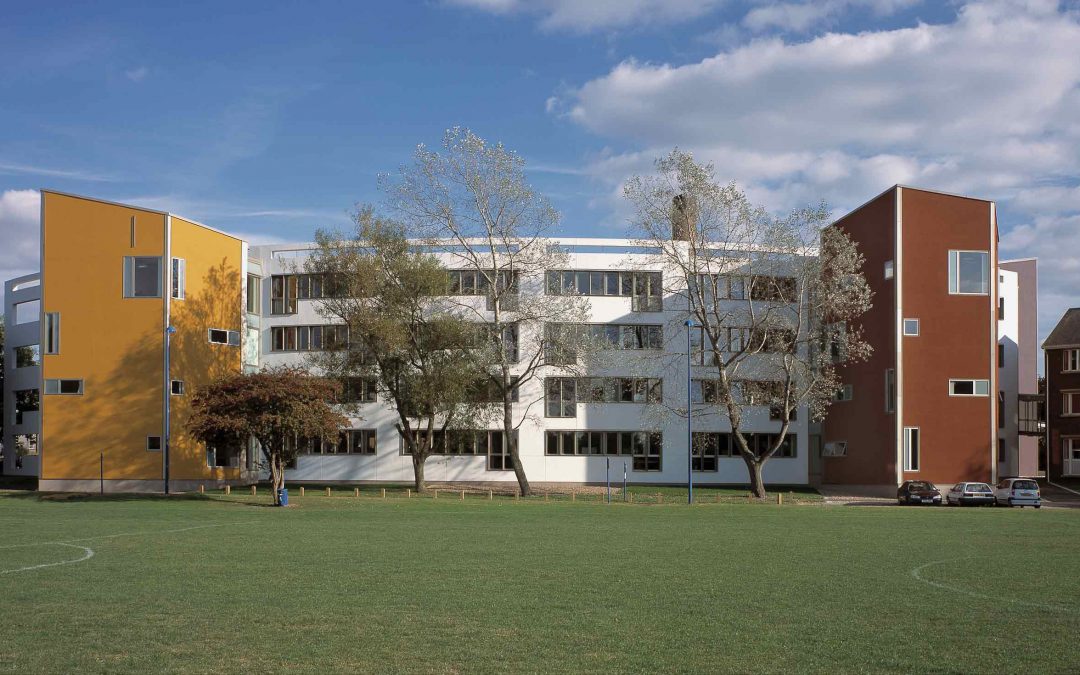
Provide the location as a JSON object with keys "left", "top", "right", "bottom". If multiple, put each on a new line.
{"left": 1, "top": 490, "right": 1078, "bottom": 673}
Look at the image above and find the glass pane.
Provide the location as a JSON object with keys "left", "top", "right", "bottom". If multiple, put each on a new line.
{"left": 957, "top": 252, "right": 988, "bottom": 294}
{"left": 133, "top": 257, "right": 160, "bottom": 297}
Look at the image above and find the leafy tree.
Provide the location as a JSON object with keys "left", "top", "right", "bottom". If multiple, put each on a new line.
{"left": 624, "top": 150, "right": 872, "bottom": 498}
{"left": 381, "top": 128, "right": 591, "bottom": 495}
{"left": 306, "top": 209, "right": 492, "bottom": 493}
{"left": 186, "top": 367, "right": 348, "bottom": 505}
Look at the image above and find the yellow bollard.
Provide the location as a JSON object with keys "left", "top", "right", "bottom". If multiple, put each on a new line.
{"left": 657, "top": 493, "right": 663, "bottom": 504}
{"left": 460, "top": 489, "right": 465, "bottom": 501}
{"left": 434, "top": 490, "right": 439, "bottom": 500}
{"left": 224, "top": 485, "right": 231, "bottom": 495}
{"left": 488, "top": 490, "right": 493, "bottom": 501}
{"left": 381, "top": 488, "right": 386, "bottom": 499}
{"left": 777, "top": 493, "right": 783, "bottom": 505}
{"left": 354, "top": 487, "right": 360, "bottom": 497}
{"left": 571, "top": 490, "right": 576, "bottom": 502}
{"left": 299, "top": 486, "right": 305, "bottom": 497}
{"left": 629, "top": 492, "right": 633, "bottom": 504}
{"left": 407, "top": 488, "right": 411, "bottom": 499}
{"left": 326, "top": 486, "right": 331, "bottom": 497}
{"left": 251, "top": 485, "right": 257, "bottom": 496}
{"left": 198, "top": 484, "right": 205, "bottom": 494}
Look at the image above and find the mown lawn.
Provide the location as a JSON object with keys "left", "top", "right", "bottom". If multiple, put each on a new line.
{"left": 0, "top": 491, "right": 1076, "bottom": 673}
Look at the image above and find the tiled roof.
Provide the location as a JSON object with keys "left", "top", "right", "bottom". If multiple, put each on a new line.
{"left": 1043, "top": 308, "right": 1080, "bottom": 348}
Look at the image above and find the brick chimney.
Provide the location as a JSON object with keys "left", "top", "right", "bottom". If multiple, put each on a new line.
{"left": 671, "top": 194, "right": 697, "bottom": 241}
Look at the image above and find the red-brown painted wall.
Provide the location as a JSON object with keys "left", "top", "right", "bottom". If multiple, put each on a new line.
{"left": 899, "top": 189, "right": 995, "bottom": 485}
{"left": 822, "top": 189, "right": 897, "bottom": 485}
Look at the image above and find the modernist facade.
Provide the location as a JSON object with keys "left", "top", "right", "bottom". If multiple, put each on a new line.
{"left": 2, "top": 187, "right": 1036, "bottom": 491}
{"left": 1043, "top": 308, "right": 1080, "bottom": 480}
{"left": 821, "top": 186, "right": 1013, "bottom": 487}
{"left": 2, "top": 191, "right": 255, "bottom": 492}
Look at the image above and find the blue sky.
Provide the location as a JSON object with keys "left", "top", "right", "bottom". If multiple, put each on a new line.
{"left": 1, "top": 0, "right": 1079, "bottom": 341}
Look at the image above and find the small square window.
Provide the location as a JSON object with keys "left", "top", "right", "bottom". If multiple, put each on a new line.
{"left": 171, "top": 380, "right": 184, "bottom": 395}
{"left": 884, "top": 260, "right": 894, "bottom": 280}
{"left": 903, "top": 319, "right": 919, "bottom": 336}
{"left": 147, "top": 436, "right": 162, "bottom": 451}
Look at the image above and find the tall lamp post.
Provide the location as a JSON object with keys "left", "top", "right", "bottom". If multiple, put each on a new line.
{"left": 686, "top": 318, "right": 694, "bottom": 505}
{"left": 164, "top": 325, "right": 176, "bottom": 495}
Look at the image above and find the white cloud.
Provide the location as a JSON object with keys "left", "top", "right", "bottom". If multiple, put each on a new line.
{"left": 743, "top": 0, "right": 921, "bottom": 33}
{"left": 556, "top": 0, "right": 1080, "bottom": 345}
{"left": 125, "top": 66, "right": 149, "bottom": 82}
{"left": 0, "top": 189, "right": 41, "bottom": 306}
{"left": 0, "top": 161, "right": 118, "bottom": 182}
{"left": 442, "top": 0, "right": 726, "bottom": 32}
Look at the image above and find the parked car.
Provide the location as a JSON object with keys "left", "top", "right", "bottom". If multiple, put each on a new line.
{"left": 994, "top": 478, "right": 1041, "bottom": 508}
{"left": 945, "top": 482, "right": 995, "bottom": 506}
{"left": 897, "top": 480, "right": 942, "bottom": 505}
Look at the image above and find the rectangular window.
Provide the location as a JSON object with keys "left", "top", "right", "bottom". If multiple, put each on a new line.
{"left": 948, "top": 250, "right": 989, "bottom": 295}
{"left": 949, "top": 379, "right": 990, "bottom": 396}
{"left": 543, "top": 430, "right": 662, "bottom": 469}
{"left": 997, "top": 297, "right": 1005, "bottom": 320}
{"left": 835, "top": 384, "right": 853, "bottom": 402}
{"left": 171, "top": 258, "right": 185, "bottom": 300}
{"left": 45, "top": 313, "right": 60, "bottom": 354}
{"left": 15, "top": 344, "right": 40, "bottom": 368}
{"left": 885, "top": 369, "right": 895, "bottom": 413}
{"left": 14, "top": 433, "right": 38, "bottom": 456}
{"left": 246, "top": 274, "right": 260, "bottom": 314}
{"left": 1063, "top": 391, "right": 1080, "bottom": 416}
{"left": 147, "top": 436, "right": 162, "bottom": 452}
{"left": 1064, "top": 349, "right": 1080, "bottom": 373}
{"left": 206, "top": 441, "right": 241, "bottom": 467}
{"left": 13, "top": 389, "right": 39, "bottom": 424}
{"left": 208, "top": 329, "right": 241, "bottom": 346}
{"left": 14, "top": 299, "right": 39, "bottom": 324}
{"left": 884, "top": 260, "right": 894, "bottom": 280}
{"left": 903, "top": 318, "right": 919, "bottom": 336}
{"left": 123, "top": 256, "right": 162, "bottom": 298}
{"left": 544, "top": 323, "right": 663, "bottom": 364}
{"left": 270, "top": 275, "right": 298, "bottom": 315}
{"left": 998, "top": 344, "right": 1005, "bottom": 368}
{"left": 269, "top": 325, "right": 349, "bottom": 352}
{"left": 171, "top": 380, "right": 184, "bottom": 396}
{"left": 348, "top": 429, "right": 378, "bottom": 455}
{"left": 546, "top": 269, "right": 661, "bottom": 311}
{"left": 903, "top": 427, "right": 920, "bottom": 471}
{"left": 43, "top": 379, "right": 83, "bottom": 395}
{"left": 341, "top": 377, "right": 378, "bottom": 403}
{"left": 545, "top": 377, "right": 661, "bottom": 416}
{"left": 998, "top": 391, "right": 1005, "bottom": 429}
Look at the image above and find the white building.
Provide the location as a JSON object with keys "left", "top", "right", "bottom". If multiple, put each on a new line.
{"left": 249, "top": 239, "right": 811, "bottom": 487}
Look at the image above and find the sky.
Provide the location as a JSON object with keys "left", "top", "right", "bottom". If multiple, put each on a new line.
{"left": 1, "top": 0, "right": 1078, "bottom": 344}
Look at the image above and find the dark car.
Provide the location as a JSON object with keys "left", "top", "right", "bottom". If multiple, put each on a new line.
{"left": 897, "top": 480, "right": 942, "bottom": 505}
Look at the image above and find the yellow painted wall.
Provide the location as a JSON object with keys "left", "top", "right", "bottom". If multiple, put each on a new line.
{"left": 41, "top": 192, "right": 167, "bottom": 480}
{"left": 167, "top": 217, "right": 245, "bottom": 480}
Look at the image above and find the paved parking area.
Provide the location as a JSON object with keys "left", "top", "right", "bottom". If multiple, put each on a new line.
{"left": 820, "top": 481, "right": 1080, "bottom": 508}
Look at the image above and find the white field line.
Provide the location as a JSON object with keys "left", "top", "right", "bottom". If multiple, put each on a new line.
{"left": 0, "top": 522, "right": 251, "bottom": 576}
{"left": 911, "top": 558, "right": 1077, "bottom": 613}
{"left": 0, "top": 543, "right": 94, "bottom": 575}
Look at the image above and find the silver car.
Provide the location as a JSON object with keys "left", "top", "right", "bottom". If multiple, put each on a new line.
{"left": 993, "top": 478, "right": 1041, "bottom": 508}
{"left": 945, "top": 482, "right": 995, "bottom": 506}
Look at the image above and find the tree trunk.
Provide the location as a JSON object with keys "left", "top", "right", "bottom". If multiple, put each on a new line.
{"left": 744, "top": 455, "right": 767, "bottom": 499}
{"left": 505, "top": 395, "right": 531, "bottom": 496}
{"left": 412, "top": 451, "right": 427, "bottom": 494}
{"left": 270, "top": 453, "right": 285, "bottom": 506}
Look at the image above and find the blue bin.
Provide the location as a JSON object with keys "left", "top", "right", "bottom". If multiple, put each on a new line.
{"left": 278, "top": 488, "right": 288, "bottom": 506}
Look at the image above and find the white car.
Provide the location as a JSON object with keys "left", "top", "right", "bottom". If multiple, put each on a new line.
{"left": 994, "top": 478, "right": 1041, "bottom": 508}
{"left": 945, "top": 482, "right": 995, "bottom": 506}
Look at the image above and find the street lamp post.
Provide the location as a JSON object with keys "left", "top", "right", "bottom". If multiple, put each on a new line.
{"left": 164, "top": 325, "right": 176, "bottom": 495}
{"left": 686, "top": 318, "right": 694, "bottom": 505}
